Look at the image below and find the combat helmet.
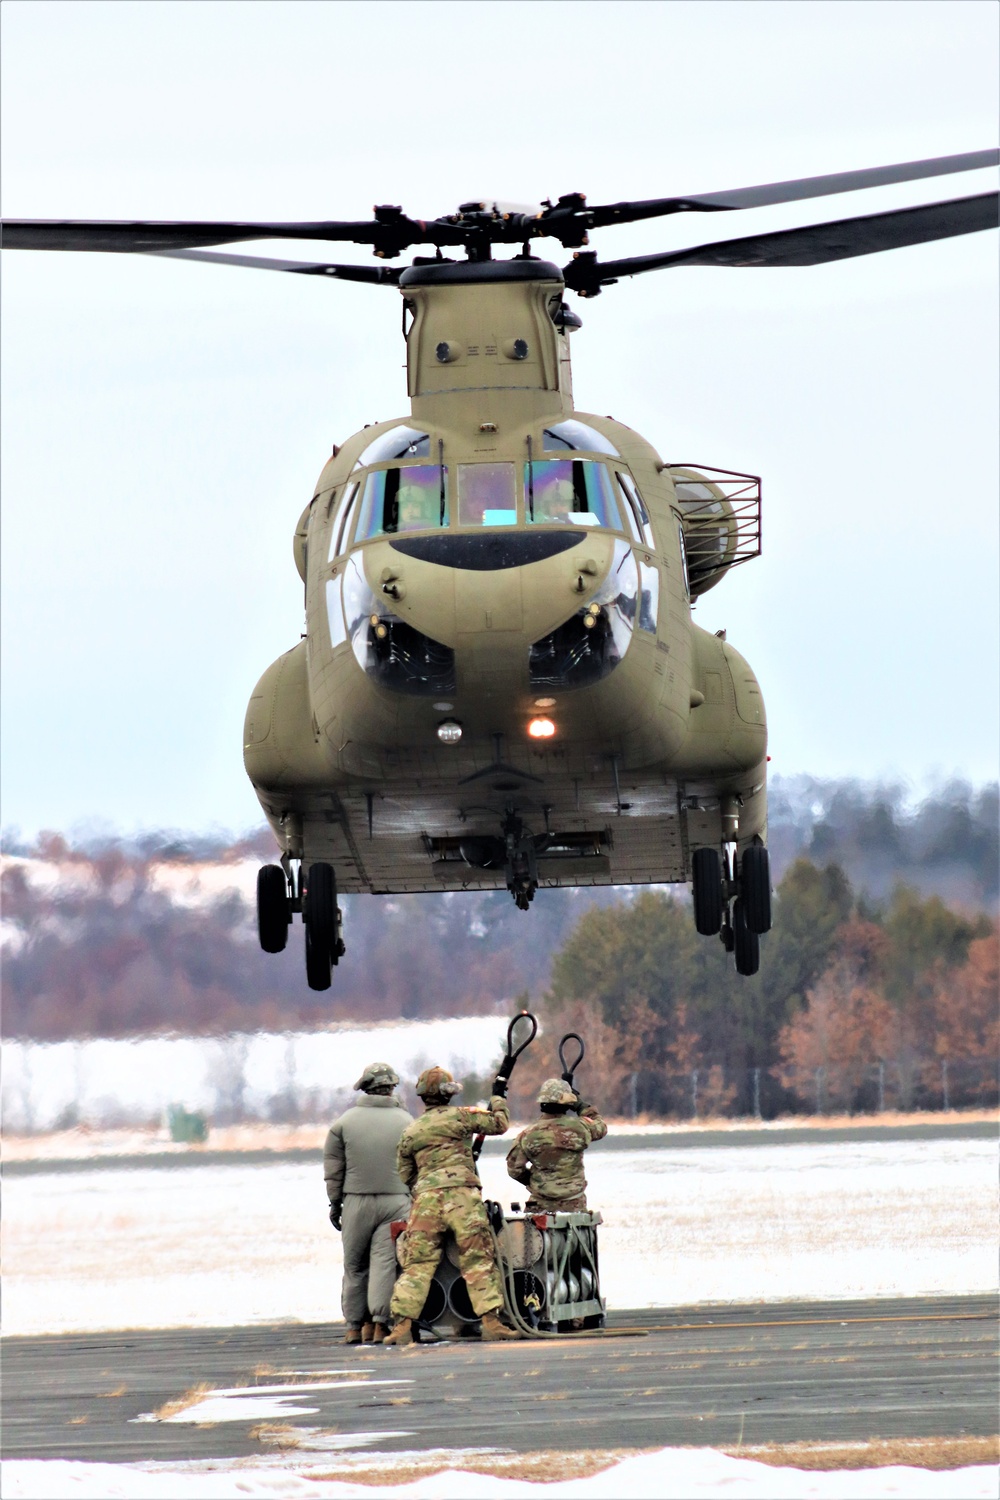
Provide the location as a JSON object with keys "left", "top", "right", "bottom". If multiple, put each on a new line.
{"left": 353, "top": 1061, "right": 400, "bottom": 1092}
{"left": 416, "top": 1065, "right": 462, "bottom": 1100}
{"left": 538, "top": 1078, "right": 577, "bottom": 1107}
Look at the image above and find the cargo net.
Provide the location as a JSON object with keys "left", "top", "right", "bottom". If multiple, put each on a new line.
{"left": 668, "top": 465, "right": 762, "bottom": 596}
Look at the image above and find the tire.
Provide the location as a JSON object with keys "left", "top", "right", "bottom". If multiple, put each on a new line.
{"left": 256, "top": 865, "right": 289, "bottom": 953}
{"left": 741, "top": 845, "right": 772, "bottom": 934}
{"left": 733, "top": 898, "right": 760, "bottom": 976}
{"left": 692, "top": 847, "right": 723, "bottom": 935}
{"left": 305, "top": 923, "right": 332, "bottom": 991}
{"left": 304, "top": 862, "right": 338, "bottom": 951}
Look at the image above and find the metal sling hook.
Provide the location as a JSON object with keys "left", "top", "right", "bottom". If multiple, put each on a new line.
{"left": 558, "top": 1031, "right": 585, "bottom": 1087}
{"left": 472, "top": 1008, "right": 538, "bottom": 1161}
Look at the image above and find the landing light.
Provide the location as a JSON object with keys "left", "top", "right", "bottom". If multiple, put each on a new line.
{"left": 533, "top": 697, "right": 556, "bottom": 709}
{"left": 528, "top": 718, "right": 556, "bottom": 739}
{"left": 437, "top": 720, "right": 463, "bottom": 745}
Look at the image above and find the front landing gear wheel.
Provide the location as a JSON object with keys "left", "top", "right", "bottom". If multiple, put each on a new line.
{"left": 733, "top": 898, "right": 760, "bottom": 976}
{"left": 692, "top": 848, "right": 723, "bottom": 935}
{"left": 741, "top": 845, "right": 772, "bottom": 933}
{"left": 257, "top": 865, "right": 290, "bottom": 953}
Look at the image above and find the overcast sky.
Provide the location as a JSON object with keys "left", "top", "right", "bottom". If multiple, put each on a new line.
{"left": 1, "top": 0, "right": 997, "bottom": 841}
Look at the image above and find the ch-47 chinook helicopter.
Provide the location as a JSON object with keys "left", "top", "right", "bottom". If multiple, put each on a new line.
{"left": 6, "top": 150, "right": 997, "bottom": 989}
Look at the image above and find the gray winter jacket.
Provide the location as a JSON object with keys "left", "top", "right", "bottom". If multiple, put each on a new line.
{"left": 323, "top": 1094, "right": 414, "bottom": 1201}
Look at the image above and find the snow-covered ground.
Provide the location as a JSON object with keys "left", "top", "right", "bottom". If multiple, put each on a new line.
{"left": 2, "top": 1017, "right": 509, "bottom": 1133}
{"left": 3, "top": 1449, "right": 997, "bottom": 1499}
{"left": 3, "top": 1136, "right": 995, "bottom": 1336}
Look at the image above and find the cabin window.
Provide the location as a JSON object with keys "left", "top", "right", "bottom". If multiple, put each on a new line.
{"left": 457, "top": 463, "right": 516, "bottom": 526}
{"left": 524, "top": 459, "right": 623, "bottom": 530}
{"left": 677, "top": 519, "right": 691, "bottom": 598}
{"left": 354, "top": 465, "right": 449, "bottom": 541}
{"left": 542, "top": 420, "right": 620, "bottom": 456}
{"left": 326, "top": 575, "right": 348, "bottom": 649}
{"left": 353, "top": 426, "right": 431, "bottom": 468}
{"left": 638, "top": 561, "right": 659, "bottom": 633}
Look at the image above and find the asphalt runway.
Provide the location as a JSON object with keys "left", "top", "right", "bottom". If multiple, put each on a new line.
{"left": 3, "top": 1295, "right": 996, "bottom": 1464}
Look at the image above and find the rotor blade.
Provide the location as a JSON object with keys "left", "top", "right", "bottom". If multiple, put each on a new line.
{"left": 145, "top": 248, "right": 401, "bottom": 283}
{"left": 0, "top": 216, "right": 445, "bottom": 255}
{"left": 564, "top": 193, "right": 1000, "bottom": 293}
{"left": 580, "top": 150, "right": 1000, "bottom": 231}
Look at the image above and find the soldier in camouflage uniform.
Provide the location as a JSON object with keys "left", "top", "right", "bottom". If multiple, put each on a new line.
{"left": 506, "top": 1078, "right": 608, "bottom": 1212}
{"left": 385, "top": 1065, "right": 519, "bottom": 1346}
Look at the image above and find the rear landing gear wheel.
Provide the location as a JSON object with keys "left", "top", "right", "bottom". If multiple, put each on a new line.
{"left": 692, "top": 848, "right": 723, "bottom": 935}
{"left": 305, "top": 923, "right": 332, "bottom": 991}
{"left": 304, "top": 862, "right": 341, "bottom": 991}
{"left": 733, "top": 898, "right": 760, "bottom": 976}
{"left": 257, "top": 865, "right": 290, "bottom": 953}
{"left": 740, "top": 845, "right": 772, "bottom": 934}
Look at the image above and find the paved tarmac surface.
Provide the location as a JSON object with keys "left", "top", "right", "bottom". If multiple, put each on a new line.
{"left": 6, "top": 1118, "right": 995, "bottom": 1177}
{"left": 4, "top": 1295, "right": 996, "bottom": 1463}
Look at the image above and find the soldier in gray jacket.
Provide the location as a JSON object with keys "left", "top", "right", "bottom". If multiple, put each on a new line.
{"left": 323, "top": 1062, "right": 413, "bottom": 1344}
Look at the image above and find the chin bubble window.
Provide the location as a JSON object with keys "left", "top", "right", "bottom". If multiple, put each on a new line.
{"left": 525, "top": 459, "right": 623, "bottom": 530}
{"left": 457, "top": 463, "right": 517, "bottom": 526}
{"left": 355, "top": 465, "right": 449, "bottom": 540}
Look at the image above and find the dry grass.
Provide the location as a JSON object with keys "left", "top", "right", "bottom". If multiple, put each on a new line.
{"left": 303, "top": 1436, "right": 999, "bottom": 1486}
{"left": 723, "top": 1436, "right": 999, "bottom": 1471}
{"left": 249, "top": 1423, "right": 304, "bottom": 1450}
{"left": 153, "top": 1381, "right": 211, "bottom": 1420}
{"left": 308, "top": 1450, "right": 650, "bottom": 1486}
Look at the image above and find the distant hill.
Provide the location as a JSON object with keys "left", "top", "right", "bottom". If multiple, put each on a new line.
{"left": 2, "top": 778, "right": 995, "bottom": 1041}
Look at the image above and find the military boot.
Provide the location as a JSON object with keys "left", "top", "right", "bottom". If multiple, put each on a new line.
{"left": 360, "top": 1322, "right": 376, "bottom": 1343}
{"left": 343, "top": 1326, "right": 363, "bottom": 1345}
{"left": 383, "top": 1318, "right": 414, "bottom": 1347}
{"left": 372, "top": 1323, "right": 391, "bottom": 1344}
{"left": 480, "top": 1312, "right": 520, "bottom": 1342}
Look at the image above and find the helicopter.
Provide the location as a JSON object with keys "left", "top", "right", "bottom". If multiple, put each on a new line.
{"left": 5, "top": 150, "right": 997, "bottom": 991}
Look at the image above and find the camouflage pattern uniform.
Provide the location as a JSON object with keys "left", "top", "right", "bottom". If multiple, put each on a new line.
{"left": 506, "top": 1079, "right": 607, "bottom": 1212}
{"left": 390, "top": 1072, "right": 510, "bottom": 1321}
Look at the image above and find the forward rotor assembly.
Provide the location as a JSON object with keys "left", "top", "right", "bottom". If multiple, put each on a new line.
{"left": 3, "top": 149, "right": 996, "bottom": 291}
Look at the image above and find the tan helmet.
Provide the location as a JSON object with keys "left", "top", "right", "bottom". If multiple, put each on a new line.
{"left": 538, "top": 1077, "right": 577, "bottom": 1107}
{"left": 353, "top": 1061, "right": 399, "bottom": 1092}
{"left": 416, "top": 1065, "right": 462, "bottom": 1099}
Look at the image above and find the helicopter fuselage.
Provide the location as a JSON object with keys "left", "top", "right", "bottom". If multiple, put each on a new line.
{"left": 244, "top": 258, "right": 767, "bottom": 899}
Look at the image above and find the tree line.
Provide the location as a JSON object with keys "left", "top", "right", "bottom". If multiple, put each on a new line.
{"left": 2, "top": 780, "right": 996, "bottom": 1094}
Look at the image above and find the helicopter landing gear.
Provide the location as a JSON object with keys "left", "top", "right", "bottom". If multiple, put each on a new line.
{"left": 502, "top": 806, "right": 538, "bottom": 911}
{"left": 303, "top": 861, "right": 345, "bottom": 992}
{"left": 257, "top": 864, "right": 291, "bottom": 953}
{"left": 691, "top": 847, "right": 724, "bottom": 935}
{"left": 732, "top": 897, "right": 760, "bottom": 976}
{"left": 740, "top": 844, "right": 772, "bottom": 934}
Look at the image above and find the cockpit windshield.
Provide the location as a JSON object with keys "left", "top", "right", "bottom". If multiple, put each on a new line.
{"left": 542, "top": 420, "right": 619, "bottom": 456}
{"left": 355, "top": 465, "right": 448, "bottom": 539}
{"left": 353, "top": 426, "right": 431, "bottom": 468}
{"left": 525, "top": 459, "right": 623, "bottom": 529}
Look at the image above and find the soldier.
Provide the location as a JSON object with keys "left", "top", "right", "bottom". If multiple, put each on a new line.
{"left": 385, "top": 1064, "right": 519, "bottom": 1346}
{"left": 323, "top": 1061, "right": 413, "bottom": 1345}
{"left": 506, "top": 1078, "right": 608, "bottom": 1213}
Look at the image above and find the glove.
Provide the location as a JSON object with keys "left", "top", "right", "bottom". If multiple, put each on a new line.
{"left": 329, "top": 1201, "right": 342, "bottom": 1231}
{"left": 491, "top": 1075, "right": 509, "bottom": 1099}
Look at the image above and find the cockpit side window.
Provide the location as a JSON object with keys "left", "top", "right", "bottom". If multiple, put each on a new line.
{"left": 354, "top": 465, "right": 449, "bottom": 541}
{"left": 329, "top": 481, "right": 360, "bottom": 561}
{"left": 616, "top": 471, "right": 656, "bottom": 551}
{"left": 525, "top": 459, "right": 623, "bottom": 530}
